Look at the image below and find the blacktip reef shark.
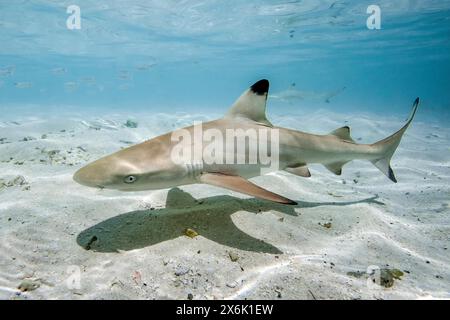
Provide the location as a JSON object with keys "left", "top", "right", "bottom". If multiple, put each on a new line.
{"left": 74, "top": 79, "right": 419, "bottom": 205}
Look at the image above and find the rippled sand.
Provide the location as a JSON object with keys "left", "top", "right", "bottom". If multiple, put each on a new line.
{"left": 0, "top": 110, "right": 449, "bottom": 299}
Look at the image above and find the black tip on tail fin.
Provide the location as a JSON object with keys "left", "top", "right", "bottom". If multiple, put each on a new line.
{"left": 407, "top": 97, "right": 420, "bottom": 123}
{"left": 388, "top": 166, "right": 397, "bottom": 183}
{"left": 250, "top": 79, "right": 269, "bottom": 96}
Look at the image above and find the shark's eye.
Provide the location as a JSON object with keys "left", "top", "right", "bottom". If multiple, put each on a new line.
{"left": 124, "top": 175, "right": 137, "bottom": 184}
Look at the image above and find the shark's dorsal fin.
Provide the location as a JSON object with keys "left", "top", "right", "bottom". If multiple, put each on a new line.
{"left": 226, "top": 79, "right": 273, "bottom": 127}
{"left": 330, "top": 126, "right": 355, "bottom": 142}
{"left": 199, "top": 172, "right": 296, "bottom": 205}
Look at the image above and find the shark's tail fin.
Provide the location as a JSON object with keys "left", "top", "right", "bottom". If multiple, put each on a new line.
{"left": 371, "top": 98, "right": 419, "bottom": 183}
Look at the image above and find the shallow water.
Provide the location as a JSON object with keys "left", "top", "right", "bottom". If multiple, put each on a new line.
{"left": 1, "top": 1, "right": 449, "bottom": 117}
{"left": 0, "top": 1, "right": 449, "bottom": 300}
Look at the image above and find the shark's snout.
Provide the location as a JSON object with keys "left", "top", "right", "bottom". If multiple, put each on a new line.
{"left": 73, "top": 164, "right": 109, "bottom": 189}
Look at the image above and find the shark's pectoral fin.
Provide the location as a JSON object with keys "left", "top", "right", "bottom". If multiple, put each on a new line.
{"left": 285, "top": 165, "right": 311, "bottom": 177}
{"left": 199, "top": 172, "right": 297, "bottom": 205}
{"left": 226, "top": 79, "right": 273, "bottom": 127}
{"left": 329, "top": 126, "right": 355, "bottom": 142}
{"left": 324, "top": 161, "right": 349, "bottom": 175}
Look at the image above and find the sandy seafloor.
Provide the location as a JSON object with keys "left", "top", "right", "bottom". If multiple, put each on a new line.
{"left": 0, "top": 108, "right": 449, "bottom": 300}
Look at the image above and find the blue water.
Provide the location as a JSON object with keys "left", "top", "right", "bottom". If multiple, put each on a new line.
{"left": 0, "top": 0, "right": 449, "bottom": 119}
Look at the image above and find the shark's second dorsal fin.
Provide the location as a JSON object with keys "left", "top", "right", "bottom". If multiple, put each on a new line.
{"left": 226, "top": 79, "right": 273, "bottom": 127}
{"left": 330, "top": 126, "right": 355, "bottom": 142}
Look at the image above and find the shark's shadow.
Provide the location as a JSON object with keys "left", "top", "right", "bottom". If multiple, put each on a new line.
{"left": 76, "top": 188, "right": 384, "bottom": 254}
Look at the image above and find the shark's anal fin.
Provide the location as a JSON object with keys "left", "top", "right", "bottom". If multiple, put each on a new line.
{"left": 226, "top": 79, "right": 273, "bottom": 127}
{"left": 330, "top": 126, "right": 355, "bottom": 143}
{"left": 324, "top": 161, "right": 349, "bottom": 175}
{"left": 285, "top": 165, "right": 311, "bottom": 178}
{"left": 199, "top": 172, "right": 297, "bottom": 205}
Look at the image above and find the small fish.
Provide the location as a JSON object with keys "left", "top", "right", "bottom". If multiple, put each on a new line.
{"left": 0, "top": 65, "right": 15, "bottom": 77}
{"left": 118, "top": 70, "right": 132, "bottom": 80}
{"left": 271, "top": 84, "right": 346, "bottom": 104}
{"left": 136, "top": 63, "right": 156, "bottom": 71}
{"left": 81, "top": 76, "right": 96, "bottom": 84}
{"left": 51, "top": 67, "right": 67, "bottom": 75}
{"left": 64, "top": 81, "right": 78, "bottom": 92}
{"left": 14, "top": 82, "right": 33, "bottom": 89}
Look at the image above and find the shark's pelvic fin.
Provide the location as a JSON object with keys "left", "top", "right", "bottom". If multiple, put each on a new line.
{"left": 330, "top": 126, "right": 355, "bottom": 142}
{"left": 370, "top": 97, "right": 419, "bottom": 183}
{"left": 226, "top": 79, "right": 273, "bottom": 127}
{"left": 324, "top": 161, "right": 349, "bottom": 175}
{"left": 199, "top": 172, "right": 297, "bottom": 205}
{"left": 285, "top": 165, "right": 311, "bottom": 177}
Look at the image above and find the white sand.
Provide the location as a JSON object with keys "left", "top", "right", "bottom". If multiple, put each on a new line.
{"left": 0, "top": 110, "right": 449, "bottom": 300}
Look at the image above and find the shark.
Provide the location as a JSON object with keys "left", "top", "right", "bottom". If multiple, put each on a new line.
{"left": 270, "top": 83, "right": 346, "bottom": 103}
{"left": 73, "top": 79, "right": 419, "bottom": 205}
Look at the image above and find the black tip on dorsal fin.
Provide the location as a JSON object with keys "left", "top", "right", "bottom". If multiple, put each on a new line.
{"left": 330, "top": 126, "right": 354, "bottom": 142}
{"left": 338, "top": 126, "right": 350, "bottom": 134}
{"left": 250, "top": 79, "right": 269, "bottom": 96}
